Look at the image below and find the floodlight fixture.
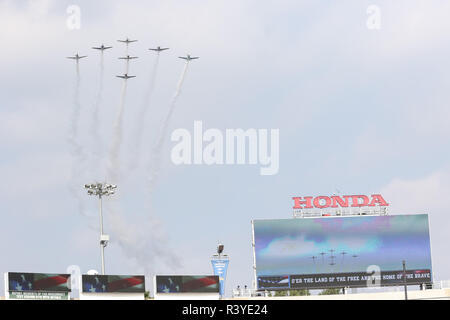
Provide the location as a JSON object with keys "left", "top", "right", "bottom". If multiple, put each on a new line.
{"left": 84, "top": 182, "right": 117, "bottom": 275}
{"left": 217, "top": 244, "right": 224, "bottom": 255}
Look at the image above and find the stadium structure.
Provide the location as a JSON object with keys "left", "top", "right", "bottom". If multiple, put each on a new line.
{"left": 2, "top": 193, "right": 449, "bottom": 300}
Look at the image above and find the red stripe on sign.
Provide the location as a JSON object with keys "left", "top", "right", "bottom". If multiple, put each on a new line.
{"left": 107, "top": 277, "right": 144, "bottom": 292}
{"left": 183, "top": 277, "right": 218, "bottom": 291}
{"left": 34, "top": 275, "right": 69, "bottom": 290}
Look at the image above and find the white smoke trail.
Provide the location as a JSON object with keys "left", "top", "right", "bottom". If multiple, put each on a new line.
{"left": 147, "top": 62, "right": 190, "bottom": 193}
{"left": 68, "top": 61, "right": 89, "bottom": 217}
{"left": 103, "top": 56, "right": 184, "bottom": 280}
{"left": 105, "top": 202, "right": 182, "bottom": 276}
{"left": 90, "top": 52, "right": 104, "bottom": 178}
{"left": 107, "top": 80, "right": 128, "bottom": 183}
{"left": 104, "top": 62, "right": 191, "bottom": 275}
{"left": 129, "top": 53, "right": 161, "bottom": 170}
{"left": 100, "top": 58, "right": 186, "bottom": 279}
{"left": 104, "top": 80, "right": 183, "bottom": 274}
{"left": 68, "top": 61, "right": 81, "bottom": 150}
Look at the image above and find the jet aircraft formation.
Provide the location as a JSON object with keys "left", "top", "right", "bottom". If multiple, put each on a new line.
{"left": 67, "top": 37, "right": 199, "bottom": 80}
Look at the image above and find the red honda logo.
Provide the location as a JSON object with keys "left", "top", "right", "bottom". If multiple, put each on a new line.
{"left": 292, "top": 194, "right": 389, "bottom": 209}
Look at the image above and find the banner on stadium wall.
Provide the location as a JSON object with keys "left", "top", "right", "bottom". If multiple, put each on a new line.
{"left": 156, "top": 275, "right": 220, "bottom": 293}
{"left": 211, "top": 259, "right": 229, "bottom": 296}
{"left": 257, "top": 269, "right": 432, "bottom": 290}
{"left": 81, "top": 275, "right": 145, "bottom": 293}
{"left": 6, "top": 272, "right": 70, "bottom": 300}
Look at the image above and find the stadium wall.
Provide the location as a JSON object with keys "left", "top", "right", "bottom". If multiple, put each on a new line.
{"left": 229, "top": 289, "right": 450, "bottom": 300}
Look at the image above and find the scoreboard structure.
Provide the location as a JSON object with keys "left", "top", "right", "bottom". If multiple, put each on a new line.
{"left": 252, "top": 214, "right": 433, "bottom": 290}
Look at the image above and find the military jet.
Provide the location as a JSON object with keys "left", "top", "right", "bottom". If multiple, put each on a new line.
{"left": 116, "top": 74, "right": 136, "bottom": 79}
{"left": 149, "top": 46, "right": 169, "bottom": 52}
{"left": 92, "top": 44, "right": 112, "bottom": 51}
{"left": 117, "top": 38, "right": 137, "bottom": 44}
{"left": 178, "top": 54, "right": 199, "bottom": 61}
{"left": 66, "top": 53, "right": 87, "bottom": 60}
{"left": 118, "top": 55, "right": 138, "bottom": 60}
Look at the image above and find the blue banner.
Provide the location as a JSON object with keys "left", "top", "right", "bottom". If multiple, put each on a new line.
{"left": 211, "top": 258, "right": 229, "bottom": 296}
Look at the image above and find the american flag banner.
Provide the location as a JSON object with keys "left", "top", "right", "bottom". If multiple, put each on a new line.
{"left": 156, "top": 275, "right": 220, "bottom": 293}
{"left": 8, "top": 272, "right": 70, "bottom": 292}
{"left": 82, "top": 275, "right": 145, "bottom": 293}
{"left": 182, "top": 276, "right": 219, "bottom": 292}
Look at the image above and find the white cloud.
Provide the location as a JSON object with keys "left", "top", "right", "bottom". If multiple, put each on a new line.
{"left": 381, "top": 168, "right": 450, "bottom": 214}
{"left": 380, "top": 167, "right": 450, "bottom": 281}
{"left": 260, "top": 235, "right": 318, "bottom": 259}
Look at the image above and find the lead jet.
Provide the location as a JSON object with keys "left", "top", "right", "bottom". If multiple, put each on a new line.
{"left": 118, "top": 55, "right": 138, "bottom": 60}
{"left": 116, "top": 74, "right": 136, "bottom": 79}
{"left": 178, "top": 54, "right": 199, "bottom": 61}
{"left": 149, "top": 46, "right": 169, "bottom": 52}
{"left": 66, "top": 53, "right": 87, "bottom": 60}
{"left": 92, "top": 44, "right": 112, "bottom": 51}
{"left": 117, "top": 38, "right": 137, "bottom": 44}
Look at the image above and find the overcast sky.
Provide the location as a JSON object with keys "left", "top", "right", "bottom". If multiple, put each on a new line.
{"left": 1, "top": 0, "right": 450, "bottom": 297}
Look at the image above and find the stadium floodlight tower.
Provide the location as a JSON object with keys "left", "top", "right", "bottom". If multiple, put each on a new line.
{"left": 84, "top": 182, "right": 117, "bottom": 275}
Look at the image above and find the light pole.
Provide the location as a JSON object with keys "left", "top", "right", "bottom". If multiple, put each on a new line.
{"left": 402, "top": 260, "right": 408, "bottom": 300}
{"left": 84, "top": 182, "right": 117, "bottom": 275}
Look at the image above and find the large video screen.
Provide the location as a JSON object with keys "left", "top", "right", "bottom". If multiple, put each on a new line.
{"left": 7, "top": 272, "right": 70, "bottom": 292}
{"left": 82, "top": 275, "right": 145, "bottom": 293}
{"left": 156, "top": 275, "right": 219, "bottom": 293}
{"left": 253, "top": 214, "right": 432, "bottom": 290}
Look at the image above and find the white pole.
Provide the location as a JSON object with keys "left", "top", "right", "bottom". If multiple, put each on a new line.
{"left": 99, "top": 194, "right": 105, "bottom": 275}
{"left": 251, "top": 220, "right": 257, "bottom": 291}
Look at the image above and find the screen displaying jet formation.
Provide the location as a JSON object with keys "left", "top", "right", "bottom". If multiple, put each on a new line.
{"left": 253, "top": 214, "right": 432, "bottom": 290}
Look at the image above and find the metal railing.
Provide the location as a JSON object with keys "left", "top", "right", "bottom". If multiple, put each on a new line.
{"left": 232, "top": 289, "right": 269, "bottom": 298}
{"left": 231, "top": 281, "right": 450, "bottom": 298}
{"left": 293, "top": 207, "right": 388, "bottom": 219}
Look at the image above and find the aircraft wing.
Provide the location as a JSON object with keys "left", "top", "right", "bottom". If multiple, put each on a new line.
{"left": 66, "top": 57, "right": 76, "bottom": 59}
{"left": 79, "top": 56, "right": 87, "bottom": 59}
{"left": 178, "top": 57, "right": 188, "bottom": 60}
{"left": 190, "top": 57, "right": 199, "bottom": 60}
{"left": 116, "top": 75, "right": 126, "bottom": 79}
{"left": 160, "top": 48, "right": 169, "bottom": 51}
{"left": 104, "top": 46, "right": 112, "bottom": 49}
{"left": 127, "top": 75, "right": 136, "bottom": 78}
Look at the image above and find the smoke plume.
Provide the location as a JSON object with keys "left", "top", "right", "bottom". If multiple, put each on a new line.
{"left": 129, "top": 53, "right": 161, "bottom": 170}
{"left": 107, "top": 80, "right": 128, "bottom": 183}
{"left": 68, "top": 61, "right": 89, "bottom": 217}
{"left": 90, "top": 52, "right": 105, "bottom": 178}
{"left": 147, "top": 61, "right": 190, "bottom": 193}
